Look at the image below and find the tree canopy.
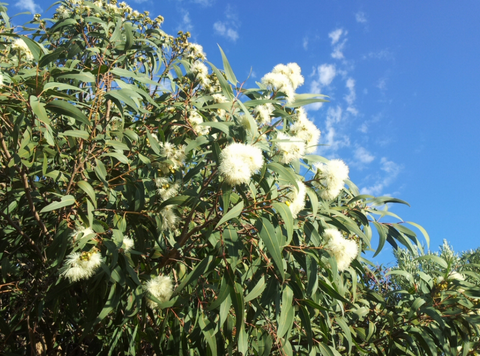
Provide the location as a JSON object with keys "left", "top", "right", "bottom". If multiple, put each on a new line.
{"left": 1, "top": 1, "right": 479, "bottom": 355}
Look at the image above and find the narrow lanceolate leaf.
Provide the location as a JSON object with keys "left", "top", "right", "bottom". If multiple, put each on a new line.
{"left": 60, "top": 130, "right": 89, "bottom": 140}
{"left": 416, "top": 255, "right": 448, "bottom": 269}
{"left": 407, "top": 221, "right": 430, "bottom": 248}
{"left": 255, "top": 218, "right": 285, "bottom": 281}
{"left": 29, "top": 96, "right": 50, "bottom": 124}
{"left": 123, "top": 22, "right": 134, "bottom": 50}
{"left": 215, "top": 200, "right": 244, "bottom": 229}
{"left": 40, "top": 195, "right": 75, "bottom": 213}
{"left": 218, "top": 45, "right": 237, "bottom": 84}
{"left": 46, "top": 100, "right": 90, "bottom": 126}
{"left": 244, "top": 276, "right": 266, "bottom": 302}
{"left": 272, "top": 202, "right": 293, "bottom": 243}
{"left": 208, "top": 62, "right": 234, "bottom": 100}
{"left": 267, "top": 163, "right": 299, "bottom": 190}
{"left": 77, "top": 181, "right": 96, "bottom": 207}
{"left": 277, "top": 285, "right": 294, "bottom": 338}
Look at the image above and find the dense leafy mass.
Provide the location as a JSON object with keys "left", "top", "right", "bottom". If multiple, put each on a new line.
{"left": 1, "top": 1, "right": 479, "bottom": 354}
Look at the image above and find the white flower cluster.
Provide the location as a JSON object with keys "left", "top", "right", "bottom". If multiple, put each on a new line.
{"left": 71, "top": 226, "right": 95, "bottom": 239}
{"left": 188, "top": 111, "right": 210, "bottom": 136}
{"left": 187, "top": 43, "right": 206, "bottom": 61}
{"left": 212, "top": 94, "right": 229, "bottom": 120}
{"left": 155, "top": 177, "right": 180, "bottom": 200}
{"left": 323, "top": 228, "right": 358, "bottom": 271}
{"left": 122, "top": 237, "right": 134, "bottom": 252}
{"left": 255, "top": 103, "right": 275, "bottom": 125}
{"left": 159, "top": 141, "right": 186, "bottom": 172}
{"left": 160, "top": 205, "right": 179, "bottom": 231}
{"left": 276, "top": 133, "right": 305, "bottom": 164}
{"left": 261, "top": 63, "right": 304, "bottom": 103}
{"left": 146, "top": 275, "right": 174, "bottom": 308}
{"left": 12, "top": 39, "right": 34, "bottom": 61}
{"left": 286, "top": 180, "right": 307, "bottom": 218}
{"left": 61, "top": 250, "right": 103, "bottom": 282}
{"left": 191, "top": 61, "right": 209, "bottom": 85}
{"left": 313, "top": 159, "right": 349, "bottom": 200}
{"left": 0, "top": 73, "right": 3, "bottom": 86}
{"left": 219, "top": 143, "right": 264, "bottom": 186}
{"left": 290, "top": 108, "right": 321, "bottom": 153}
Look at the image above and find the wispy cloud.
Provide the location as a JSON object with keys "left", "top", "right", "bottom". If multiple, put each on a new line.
{"left": 319, "top": 106, "right": 351, "bottom": 152}
{"left": 355, "top": 11, "right": 367, "bottom": 24}
{"left": 303, "top": 36, "right": 309, "bottom": 50}
{"left": 354, "top": 146, "right": 375, "bottom": 164}
{"left": 192, "top": 0, "right": 215, "bottom": 6}
{"left": 361, "top": 157, "right": 401, "bottom": 195}
{"left": 15, "top": 0, "right": 41, "bottom": 13}
{"left": 178, "top": 11, "right": 193, "bottom": 33}
{"left": 213, "top": 21, "right": 239, "bottom": 41}
{"left": 329, "top": 28, "right": 343, "bottom": 45}
{"left": 213, "top": 5, "right": 240, "bottom": 42}
{"left": 363, "top": 49, "right": 394, "bottom": 61}
{"left": 345, "top": 78, "right": 357, "bottom": 115}
{"left": 308, "top": 64, "right": 337, "bottom": 110}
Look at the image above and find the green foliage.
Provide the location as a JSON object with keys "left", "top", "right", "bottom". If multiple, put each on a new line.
{"left": 0, "top": 1, "right": 479, "bottom": 355}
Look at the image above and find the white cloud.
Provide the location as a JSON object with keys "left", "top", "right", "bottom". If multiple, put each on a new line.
{"left": 213, "top": 5, "right": 240, "bottom": 42}
{"left": 355, "top": 11, "right": 367, "bottom": 24}
{"left": 328, "top": 28, "right": 343, "bottom": 45}
{"left": 178, "top": 11, "right": 193, "bottom": 33}
{"left": 363, "top": 49, "right": 394, "bottom": 61}
{"left": 320, "top": 106, "right": 350, "bottom": 152}
{"left": 361, "top": 157, "right": 401, "bottom": 195}
{"left": 331, "top": 40, "right": 346, "bottom": 60}
{"left": 192, "top": 0, "right": 215, "bottom": 6}
{"left": 377, "top": 77, "right": 388, "bottom": 91}
{"left": 15, "top": 0, "right": 41, "bottom": 13}
{"left": 213, "top": 21, "right": 239, "bottom": 41}
{"left": 345, "top": 78, "right": 357, "bottom": 115}
{"left": 303, "top": 37, "right": 308, "bottom": 50}
{"left": 354, "top": 146, "right": 374, "bottom": 164}
{"left": 319, "top": 64, "right": 337, "bottom": 86}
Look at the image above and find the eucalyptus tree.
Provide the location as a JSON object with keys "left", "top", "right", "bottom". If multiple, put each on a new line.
{"left": 1, "top": 1, "right": 479, "bottom": 354}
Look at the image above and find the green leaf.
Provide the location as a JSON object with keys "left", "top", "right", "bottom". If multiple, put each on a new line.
{"left": 244, "top": 276, "right": 266, "bottom": 302}
{"left": 94, "top": 158, "right": 108, "bottom": 187}
{"left": 407, "top": 221, "right": 430, "bottom": 248}
{"left": 305, "top": 187, "right": 318, "bottom": 218}
{"left": 267, "top": 163, "right": 298, "bottom": 190}
{"left": 218, "top": 45, "right": 237, "bottom": 84}
{"left": 272, "top": 202, "right": 293, "bottom": 243}
{"left": 124, "top": 22, "right": 134, "bottom": 50}
{"left": 372, "top": 221, "right": 387, "bottom": 257}
{"left": 416, "top": 255, "right": 448, "bottom": 269}
{"left": 29, "top": 96, "right": 50, "bottom": 124}
{"left": 102, "top": 152, "right": 129, "bottom": 164}
{"left": 56, "top": 72, "right": 96, "bottom": 83}
{"left": 77, "top": 181, "right": 96, "bottom": 208}
{"left": 215, "top": 200, "right": 244, "bottom": 229}
{"left": 60, "top": 130, "right": 89, "bottom": 140}
{"left": 46, "top": 100, "right": 90, "bottom": 126}
{"left": 173, "top": 255, "right": 215, "bottom": 296}
{"left": 40, "top": 195, "right": 75, "bottom": 213}
{"left": 277, "top": 285, "right": 294, "bottom": 338}
{"left": 255, "top": 218, "right": 285, "bottom": 281}
{"left": 335, "top": 317, "right": 352, "bottom": 354}
{"left": 386, "top": 269, "right": 414, "bottom": 283}
{"left": 208, "top": 62, "right": 234, "bottom": 100}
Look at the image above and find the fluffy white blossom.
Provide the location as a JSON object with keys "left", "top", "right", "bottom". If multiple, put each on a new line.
{"left": 188, "top": 111, "right": 210, "bottom": 136}
{"left": 448, "top": 271, "right": 465, "bottom": 281}
{"left": 122, "top": 237, "right": 134, "bottom": 252}
{"left": 61, "top": 250, "right": 103, "bottom": 282}
{"left": 276, "top": 133, "right": 306, "bottom": 164}
{"left": 72, "top": 226, "right": 95, "bottom": 239}
{"left": 313, "top": 159, "right": 349, "bottom": 200}
{"left": 12, "top": 39, "right": 34, "bottom": 61}
{"left": 255, "top": 103, "right": 275, "bottom": 125}
{"left": 56, "top": 5, "right": 71, "bottom": 18}
{"left": 187, "top": 43, "right": 206, "bottom": 60}
{"left": 290, "top": 109, "right": 321, "bottom": 153}
{"left": 191, "top": 61, "right": 209, "bottom": 85}
{"left": 261, "top": 72, "right": 295, "bottom": 103}
{"left": 146, "top": 275, "right": 174, "bottom": 308}
{"left": 160, "top": 206, "right": 179, "bottom": 231}
{"left": 219, "top": 143, "right": 264, "bottom": 186}
{"left": 155, "top": 177, "right": 180, "bottom": 200}
{"left": 272, "top": 63, "right": 304, "bottom": 90}
{"left": 0, "top": 74, "right": 3, "bottom": 86}
{"left": 159, "top": 141, "right": 186, "bottom": 169}
{"left": 211, "top": 94, "right": 228, "bottom": 119}
{"left": 286, "top": 180, "right": 307, "bottom": 217}
{"left": 323, "top": 228, "right": 358, "bottom": 271}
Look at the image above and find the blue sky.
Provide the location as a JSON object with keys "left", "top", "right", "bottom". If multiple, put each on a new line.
{"left": 11, "top": 0, "right": 480, "bottom": 264}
